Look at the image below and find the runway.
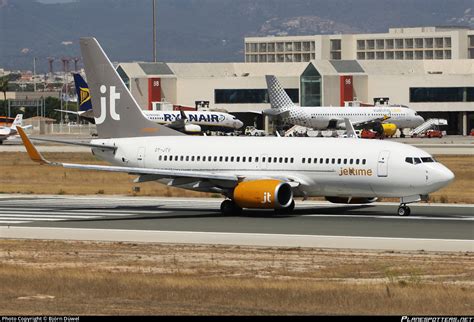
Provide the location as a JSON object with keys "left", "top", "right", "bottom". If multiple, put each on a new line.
{"left": 0, "top": 195, "right": 472, "bottom": 252}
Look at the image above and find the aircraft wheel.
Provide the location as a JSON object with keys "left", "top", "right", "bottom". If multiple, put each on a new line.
{"left": 220, "top": 199, "right": 242, "bottom": 215}
{"left": 397, "top": 205, "right": 411, "bottom": 216}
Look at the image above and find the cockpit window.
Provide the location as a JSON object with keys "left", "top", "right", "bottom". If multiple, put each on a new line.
{"left": 405, "top": 157, "right": 413, "bottom": 164}
{"left": 413, "top": 157, "right": 422, "bottom": 164}
{"left": 421, "top": 157, "right": 434, "bottom": 163}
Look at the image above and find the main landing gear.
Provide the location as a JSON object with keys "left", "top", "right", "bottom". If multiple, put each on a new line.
{"left": 397, "top": 204, "right": 411, "bottom": 216}
{"left": 220, "top": 199, "right": 242, "bottom": 215}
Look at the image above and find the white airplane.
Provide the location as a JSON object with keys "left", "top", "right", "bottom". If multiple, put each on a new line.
{"left": 17, "top": 37, "right": 454, "bottom": 217}
{"left": 57, "top": 73, "right": 243, "bottom": 133}
{"left": 0, "top": 114, "right": 32, "bottom": 144}
{"left": 264, "top": 75, "right": 425, "bottom": 137}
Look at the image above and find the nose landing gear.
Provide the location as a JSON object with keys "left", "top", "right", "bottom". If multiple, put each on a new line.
{"left": 397, "top": 204, "right": 411, "bottom": 216}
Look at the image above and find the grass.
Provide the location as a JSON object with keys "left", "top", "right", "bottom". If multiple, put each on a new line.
{"left": 0, "top": 240, "right": 472, "bottom": 315}
{"left": 0, "top": 152, "right": 472, "bottom": 203}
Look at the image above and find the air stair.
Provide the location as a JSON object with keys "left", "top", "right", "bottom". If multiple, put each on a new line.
{"left": 409, "top": 118, "right": 448, "bottom": 136}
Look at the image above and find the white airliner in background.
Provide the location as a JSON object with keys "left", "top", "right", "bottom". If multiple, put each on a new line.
{"left": 18, "top": 37, "right": 454, "bottom": 217}
{"left": 264, "top": 75, "right": 425, "bottom": 137}
{"left": 57, "top": 73, "right": 243, "bottom": 133}
{"left": 0, "top": 114, "right": 32, "bottom": 144}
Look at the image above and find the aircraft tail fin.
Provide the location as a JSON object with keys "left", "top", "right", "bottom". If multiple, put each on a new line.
{"left": 79, "top": 37, "right": 183, "bottom": 138}
{"left": 10, "top": 114, "right": 23, "bottom": 130}
{"left": 73, "top": 73, "right": 93, "bottom": 112}
{"left": 265, "top": 75, "right": 295, "bottom": 110}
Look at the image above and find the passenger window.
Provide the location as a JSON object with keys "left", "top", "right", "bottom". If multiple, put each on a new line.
{"left": 242, "top": 157, "right": 245, "bottom": 162}
{"left": 356, "top": 159, "right": 359, "bottom": 165}
{"left": 197, "top": 156, "right": 200, "bottom": 161}
{"left": 279, "top": 157, "right": 283, "bottom": 163}
{"left": 262, "top": 157, "right": 266, "bottom": 162}
{"left": 302, "top": 158, "right": 306, "bottom": 164}
{"left": 326, "top": 158, "right": 329, "bottom": 164}
{"left": 337, "top": 158, "right": 341, "bottom": 164}
{"left": 320, "top": 158, "right": 323, "bottom": 164}
{"left": 332, "top": 158, "right": 335, "bottom": 164}
{"left": 237, "top": 157, "right": 240, "bottom": 162}
{"left": 350, "top": 159, "right": 353, "bottom": 164}
{"left": 313, "top": 158, "right": 317, "bottom": 164}
{"left": 230, "top": 157, "right": 234, "bottom": 162}
{"left": 273, "top": 157, "right": 277, "bottom": 163}
{"left": 225, "top": 157, "right": 229, "bottom": 162}
{"left": 255, "top": 157, "right": 258, "bottom": 162}
{"left": 158, "top": 155, "right": 162, "bottom": 161}
{"left": 405, "top": 157, "right": 413, "bottom": 164}
{"left": 185, "top": 156, "right": 189, "bottom": 161}
{"left": 219, "top": 156, "right": 223, "bottom": 162}
{"left": 414, "top": 157, "right": 422, "bottom": 164}
{"left": 180, "top": 156, "right": 184, "bottom": 161}
{"left": 248, "top": 157, "right": 252, "bottom": 162}
{"left": 284, "top": 157, "right": 288, "bottom": 163}
{"left": 175, "top": 156, "right": 179, "bottom": 161}
{"left": 268, "top": 158, "right": 272, "bottom": 163}
{"left": 308, "top": 158, "right": 312, "bottom": 164}
{"left": 362, "top": 159, "right": 366, "bottom": 165}
{"left": 344, "top": 159, "right": 347, "bottom": 164}
{"left": 191, "top": 156, "right": 195, "bottom": 161}
{"left": 290, "top": 158, "right": 294, "bottom": 163}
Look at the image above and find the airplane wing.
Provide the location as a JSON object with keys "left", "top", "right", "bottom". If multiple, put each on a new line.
{"left": 350, "top": 115, "right": 391, "bottom": 128}
{"left": 17, "top": 127, "right": 302, "bottom": 188}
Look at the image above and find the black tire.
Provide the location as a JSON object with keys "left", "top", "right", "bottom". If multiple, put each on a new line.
{"left": 397, "top": 206, "right": 410, "bottom": 216}
{"left": 220, "top": 199, "right": 242, "bottom": 215}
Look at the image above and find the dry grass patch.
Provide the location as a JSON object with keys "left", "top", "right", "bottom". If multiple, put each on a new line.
{"left": 0, "top": 240, "right": 472, "bottom": 315}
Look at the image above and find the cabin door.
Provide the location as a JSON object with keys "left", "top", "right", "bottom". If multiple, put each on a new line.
{"left": 377, "top": 150, "right": 390, "bottom": 177}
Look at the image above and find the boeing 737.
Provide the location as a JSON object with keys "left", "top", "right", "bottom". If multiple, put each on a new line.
{"left": 58, "top": 73, "right": 243, "bottom": 133}
{"left": 264, "top": 75, "right": 425, "bottom": 137}
{"left": 18, "top": 38, "right": 454, "bottom": 216}
{"left": 0, "top": 114, "right": 32, "bottom": 144}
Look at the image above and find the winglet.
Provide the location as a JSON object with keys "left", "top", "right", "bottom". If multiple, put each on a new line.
{"left": 344, "top": 118, "right": 359, "bottom": 139}
{"left": 17, "top": 127, "right": 49, "bottom": 164}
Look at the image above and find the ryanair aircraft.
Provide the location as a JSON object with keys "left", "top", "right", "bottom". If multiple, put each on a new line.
{"left": 59, "top": 73, "right": 243, "bottom": 133}
{"left": 264, "top": 75, "right": 425, "bottom": 137}
{"left": 18, "top": 38, "right": 455, "bottom": 216}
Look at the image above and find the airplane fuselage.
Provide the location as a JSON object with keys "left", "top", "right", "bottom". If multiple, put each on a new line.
{"left": 91, "top": 136, "right": 453, "bottom": 199}
{"left": 144, "top": 111, "right": 243, "bottom": 130}
{"left": 281, "top": 106, "right": 424, "bottom": 130}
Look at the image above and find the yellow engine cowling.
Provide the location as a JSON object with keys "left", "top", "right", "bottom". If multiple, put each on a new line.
{"left": 233, "top": 179, "right": 293, "bottom": 209}
{"left": 325, "top": 197, "right": 378, "bottom": 204}
{"left": 382, "top": 123, "right": 397, "bottom": 137}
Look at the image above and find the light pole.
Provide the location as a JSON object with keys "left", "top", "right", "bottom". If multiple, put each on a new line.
{"left": 153, "top": 0, "right": 157, "bottom": 62}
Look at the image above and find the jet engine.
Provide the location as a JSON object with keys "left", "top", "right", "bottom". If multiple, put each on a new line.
{"left": 233, "top": 179, "right": 293, "bottom": 209}
{"left": 184, "top": 124, "right": 201, "bottom": 133}
{"left": 372, "top": 123, "right": 397, "bottom": 137}
{"left": 325, "top": 197, "right": 378, "bottom": 204}
{"left": 381, "top": 123, "right": 397, "bottom": 137}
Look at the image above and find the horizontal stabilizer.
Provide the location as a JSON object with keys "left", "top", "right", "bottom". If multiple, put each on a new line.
{"left": 30, "top": 137, "right": 117, "bottom": 150}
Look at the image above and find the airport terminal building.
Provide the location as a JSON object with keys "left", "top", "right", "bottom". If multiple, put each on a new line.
{"left": 117, "top": 27, "right": 474, "bottom": 135}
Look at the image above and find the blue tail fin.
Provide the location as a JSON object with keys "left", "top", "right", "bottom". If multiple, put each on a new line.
{"left": 73, "top": 73, "right": 93, "bottom": 112}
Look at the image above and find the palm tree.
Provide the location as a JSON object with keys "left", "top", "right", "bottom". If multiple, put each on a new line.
{"left": 0, "top": 76, "right": 8, "bottom": 116}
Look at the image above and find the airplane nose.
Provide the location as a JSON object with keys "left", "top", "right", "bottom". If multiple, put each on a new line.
{"left": 431, "top": 165, "right": 455, "bottom": 188}
{"left": 235, "top": 120, "right": 244, "bottom": 129}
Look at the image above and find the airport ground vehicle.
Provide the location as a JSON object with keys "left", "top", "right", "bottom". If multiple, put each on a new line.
{"left": 425, "top": 129, "right": 443, "bottom": 138}
{"left": 17, "top": 37, "right": 455, "bottom": 217}
{"left": 245, "top": 126, "right": 265, "bottom": 136}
